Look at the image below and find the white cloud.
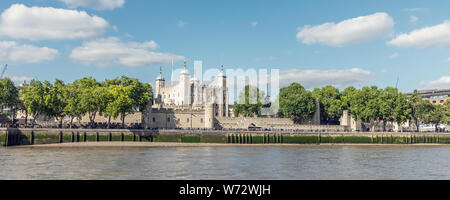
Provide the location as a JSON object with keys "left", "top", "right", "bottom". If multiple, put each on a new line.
{"left": 421, "top": 76, "right": 450, "bottom": 89}
{"left": 5, "top": 74, "right": 33, "bottom": 83}
{"left": 0, "top": 41, "right": 58, "bottom": 64}
{"left": 70, "top": 37, "right": 184, "bottom": 67}
{"left": 59, "top": 0, "right": 125, "bottom": 10}
{"left": 388, "top": 21, "right": 450, "bottom": 48}
{"left": 0, "top": 4, "right": 109, "bottom": 41}
{"left": 251, "top": 21, "right": 258, "bottom": 27}
{"left": 389, "top": 52, "right": 399, "bottom": 59}
{"left": 278, "top": 68, "right": 373, "bottom": 89}
{"left": 296, "top": 12, "right": 394, "bottom": 46}
{"left": 410, "top": 16, "right": 418, "bottom": 23}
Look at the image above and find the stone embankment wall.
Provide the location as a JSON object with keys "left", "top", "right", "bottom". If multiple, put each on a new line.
{"left": 216, "top": 117, "right": 346, "bottom": 131}
{"left": 2, "top": 128, "right": 450, "bottom": 147}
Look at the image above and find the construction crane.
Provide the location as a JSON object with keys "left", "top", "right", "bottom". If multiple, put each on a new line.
{"left": 0, "top": 64, "right": 7, "bottom": 79}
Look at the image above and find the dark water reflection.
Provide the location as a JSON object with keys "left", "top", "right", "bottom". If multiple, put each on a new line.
{"left": 1, "top": 145, "right": 450, "bottom": 180}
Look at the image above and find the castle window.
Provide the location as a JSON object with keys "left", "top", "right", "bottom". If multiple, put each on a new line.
{"left": 152, "top": 117, "right": 155, "bottom": 122}
{"left": 167, "top": 117, "right": 170, "bottom": 122}
{"left": 187, "top": 118, "right": 189, "bottom": 123}
{"left": 200, "top": 118, "right": 203, "bottom": 123}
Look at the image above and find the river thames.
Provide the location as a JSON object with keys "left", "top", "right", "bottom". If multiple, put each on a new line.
{"left": 1, "top": 145, "right": 450, "bottom": 180}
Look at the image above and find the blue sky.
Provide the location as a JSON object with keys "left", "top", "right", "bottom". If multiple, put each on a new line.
{"left": 0, "top": 0, "right": 450, "bottom": 93}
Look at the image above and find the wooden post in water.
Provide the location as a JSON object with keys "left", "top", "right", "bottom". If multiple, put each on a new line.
{"left": 3, "top": 129, "right": 7, "bottom": 146}
{"left": 30, "top": 131, "right": 34, "bottom": 145}
{"left": 59, "top": 131, "right": 63, "bottom": 143}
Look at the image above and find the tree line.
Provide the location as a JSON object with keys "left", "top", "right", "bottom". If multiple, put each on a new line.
{"left": 234, "top": 82, "right": 450, "bottom": 132}
{"left": 0, "top": 76, "right": 153, "bottom": 128}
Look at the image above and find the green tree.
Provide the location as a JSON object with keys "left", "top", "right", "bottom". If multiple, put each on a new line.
{"left": 341, "top": 86, "right": 358, "bottom": 112}
{"left": 105, "top": 85, "right": 134, "bottom": 128}
{"left": 0, "top": 78, "right": 19, "bottom": 124}
{"left": 105, "top": 76, "right": 153, "bottom": 112}
{"left": 346, "top": 86, "right": 381, "bottom": 131}
{"left": 234, "top": 85, "right": 264, "bottom": 117}
{"left": 17, "top": 83, "right": 29, "bottom": 126}
{"left": 63, "top": 83, "right": 84, "bottom": 128}
{"left": 393, "top": 93, "right": 412, "bottom": 132}
{"left": 378, "top": 87, "right": 397, "bottom": 131}
{"left": 409, "top": 90, "right": 432, "bottom": 132}
{"left": 22, "top": 80, "right": 46, "bottom": 127}
{"left": 73, "top": 77, "right": 101, "bottom": 126}
{"left": 423, "top": 104, "right": 444, "bottom": 131}
{"left": 98, "top": 85, "right": 114, "bottom": 128}
{"left": 44, "top": 80, "right": 67, "bottom": 128}
{"left": 442, "top": 100, "right": 450, "bottom": 125}
{"left": 278, "top": 82, "right": 316, "bottom": 123}
{"left": 312, "top": 85, "right": 344, "bottom": 124}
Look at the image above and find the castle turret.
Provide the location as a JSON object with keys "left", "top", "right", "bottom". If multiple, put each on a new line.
{"left": 155, "top": 66, "right": 165, "bottom": 104}
{"left": 217, "top": 65, "right": 228, "bottom": 117}
{"left": 204, "top": 103, "right": 215, "bottom": 129}
{"left": 179, "top": 59, "right": 191, "bottom": 105}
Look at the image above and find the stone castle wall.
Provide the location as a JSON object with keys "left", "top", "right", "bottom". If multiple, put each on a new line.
{"left": 143, "top": 107, "right": 208, "bottom": 129}
{"left": 216, "top": 117, "right": 346, "bottom": 132}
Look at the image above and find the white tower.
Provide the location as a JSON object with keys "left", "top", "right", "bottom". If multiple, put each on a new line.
{"left": 155, "top": 66, "right": 165, "bottom": 104}
{"left": 217, "top": 65, "right": 228, "bottom": 117}
{"left": 179, "top": 59, "right": 191, "bottom": 105}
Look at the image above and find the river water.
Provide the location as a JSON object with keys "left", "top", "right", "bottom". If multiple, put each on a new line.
{"left": 1, "top": 145, "right": 450, "bottom": 180}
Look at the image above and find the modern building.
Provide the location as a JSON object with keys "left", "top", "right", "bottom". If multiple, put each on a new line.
{"left": 406, "top": 88, "right": 450, "bottom": 105}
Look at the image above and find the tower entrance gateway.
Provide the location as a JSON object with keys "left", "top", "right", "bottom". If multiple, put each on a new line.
{"left": 248, "top": 123, "right": 262, "bottom": 131}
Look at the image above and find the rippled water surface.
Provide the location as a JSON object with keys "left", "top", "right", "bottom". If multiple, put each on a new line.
{"left": 1, "top": 145, "right": 450, "bottom": 180}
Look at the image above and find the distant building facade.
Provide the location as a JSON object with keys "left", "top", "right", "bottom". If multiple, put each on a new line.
{"left": 406, "top": 88, "right": 450, "bottom": 105}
